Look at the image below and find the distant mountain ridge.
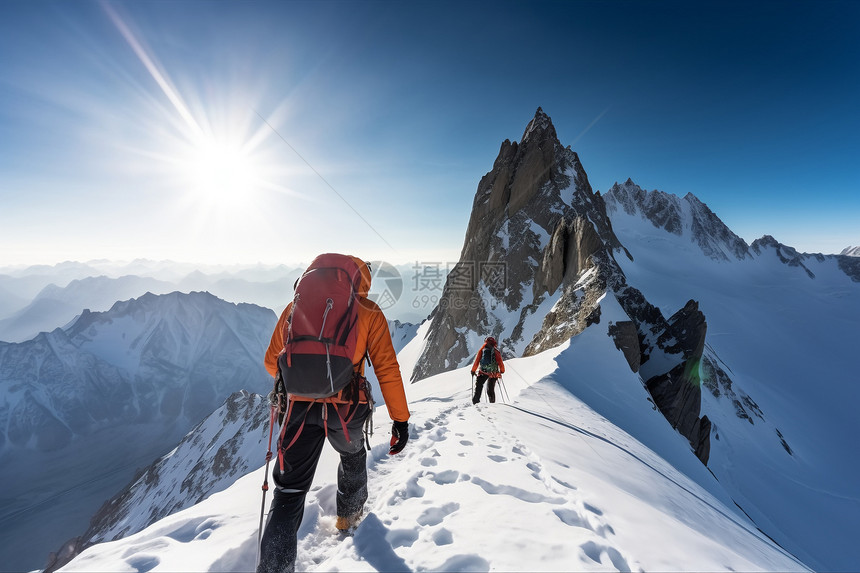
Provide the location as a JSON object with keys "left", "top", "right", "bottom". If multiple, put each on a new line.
{"left": 0, "top": 291, "right": 277, "bottom": 572}
{"left": 0, "top": 291, "right": 275, "bottom": 453}
{"left": 0, "top": 261, "right": 435, "bottom": 342}
{"left": 603, "top": 178, "right": 751, "bottom": 261}
{"left": 0, "top": 267, "right": 304, "bottom": 343}
{"left": 0, "top": 275, "right": 174, "bottom": 343}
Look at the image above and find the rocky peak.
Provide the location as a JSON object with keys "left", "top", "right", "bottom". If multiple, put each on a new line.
{"left": 520, "top": 106, "right": 557, "bottom": 146}
{"left": 841, "top": 246, "right": 860, "bottom": 257}
{"left": 604, "top": 181, "right": 750, "bottom": 261}
{"left": 751, "top": 236, "right": 860, "bottom": 282}
{"left": 751, "top": 235, "right": 822, "bottom": 279}
{"left": 750, "top": 234, "right": 780, "bottom": 251}
{"left": 606, "top": 179, "right": 684, "bottom": 234}
{"left": 411, "top": 109, "right": 714, "bottom": 465}
{"left": 412, "top": 109, "right": 627, "bottom": 381}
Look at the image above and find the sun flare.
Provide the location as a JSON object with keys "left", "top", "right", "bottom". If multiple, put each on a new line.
{"left": 184, "top": 135, "right": 257, "bottom": 211}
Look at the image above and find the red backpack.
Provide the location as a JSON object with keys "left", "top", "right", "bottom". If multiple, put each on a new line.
{"left": 277, "top": 254, "right": 363, "bottom": 398}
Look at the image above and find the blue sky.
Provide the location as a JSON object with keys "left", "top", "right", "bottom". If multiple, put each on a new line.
{"left": 1, "top": 0, "right": 857, "bottom": 266}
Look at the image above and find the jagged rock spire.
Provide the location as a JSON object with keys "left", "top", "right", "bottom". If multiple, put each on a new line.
{"left": 412, "top": 109, "right": 625, "bottom": 381}
{"left": 521, "top": 106, "right": 557, "bottom": 145}
{"left": 411, "top": 108, "right": 714, "bottom": 466}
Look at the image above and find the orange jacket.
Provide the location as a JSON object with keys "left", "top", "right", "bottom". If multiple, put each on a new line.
{"left": 471, "top": 343, "right": 505, "bottom": 378}
{"left": 264, "top": 256, "right": 410, "bottom": 423}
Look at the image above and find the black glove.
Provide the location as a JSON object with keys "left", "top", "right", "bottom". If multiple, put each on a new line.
{"left": 389, "top": 420, "right": 409, "bottom": 455}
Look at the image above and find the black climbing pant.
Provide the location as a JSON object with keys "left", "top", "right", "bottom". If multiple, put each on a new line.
{"left": 472, "top": 374, "right": 497, "bottom": 404}
{"left": 257, "top": 401, "right": 370, "bottom": 573}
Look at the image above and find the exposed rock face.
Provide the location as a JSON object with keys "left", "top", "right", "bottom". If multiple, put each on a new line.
{"left": 841, "top": 246, "right": 860, "bottom": 257}
{"left": 693, "top": 416, "right": 712, "bottom": 464}
{"left": 411, "top": 108, "right": 713, "bottom": 465}
{"left": 608, "top": 320, "right": 640, "bottom": 372}
{"left": 637, "top": 299, "right": 711, "bottom": 464}
{"left": 751, "top": 235, "right": 860, "bottom": 282}
{"left": 837, "top": 255, "right": 860, "bottom": 282}
{"left": 412, "top": 107, "right": 624, "bottom": 380}
{"left": 701, "top": 355, "right": 764, "bottom": 425}
{"left": 751, "top": 235, "right": 821, "bottom": 279}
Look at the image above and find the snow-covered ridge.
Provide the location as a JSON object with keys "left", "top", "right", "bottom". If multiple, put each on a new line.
{"left": 59, "top": 328, "right": 808, "bottom": 573}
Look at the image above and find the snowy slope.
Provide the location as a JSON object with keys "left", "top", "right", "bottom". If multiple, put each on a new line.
{"left": 45, "top": 391, "right": 271, "bottom": 570}
{"left": 0, "top": 292, "right": 276, "bottom": 572}
{"left": 60, "top": 306, "right": 807, "bottom": 572}
{"left": 605, "top": 187, "right": 860, "bottom": 571}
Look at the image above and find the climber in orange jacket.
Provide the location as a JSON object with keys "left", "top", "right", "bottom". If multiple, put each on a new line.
{"left": 262, "top": 256, "right": 410, "bottom": 423}
{"left": 471, "top": 336, "right": 505, "bottom": 404}
{"left": 258, "top": 255, "right": 410, "bottom": 573}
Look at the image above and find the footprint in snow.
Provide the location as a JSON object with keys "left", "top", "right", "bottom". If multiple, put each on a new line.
{"left": 385, "top": 527, "right": 419, "bottom": 549}
{"left": 432, "top": 527, "right": 454, "bottom": 546}
{"left": 584, "top": 502, "right": 603, "bottom": 516}
{"left": 125, "top": 555, "right": 160, "bottom": 573}
{"left": 429, "top": 469, "right": 460, "bottom": 485}
{"left": 553, "top": 507, "right": 592, "bottom": 531}
{"left": 417, "top": 501, "right": 460, "bottom": 526}
{"left": 469, "top": 476, "right": 566, "bottom": 504}
{"left": 426, "top": 427, "right": 448, "bottom": 442}
{"left": 352, "top": 513, "right": 411, "bottom": 573}
{"left": 554, "top": 503, "right": 614, "bottom": 538}
{"left": 552, "top": 476, "right": 577, "bottom": 491}
{"left": 164, "top": 516, "right": 221, "bottom": 543}
{"left": 390, "top": 472, "right": 427, "bottom": 502}
{"left": 434, "top": 553, "right": 490, "bottom": 573}
{"left": 121, "top": 539, "right": 169, "bottom": 557}
{"left": 580, "top": 540, "right": 631, "bottom": 572}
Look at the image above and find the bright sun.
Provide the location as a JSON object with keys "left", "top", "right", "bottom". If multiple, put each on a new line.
{"left": 185, "top": 135, "right": 257, "bottom": 211}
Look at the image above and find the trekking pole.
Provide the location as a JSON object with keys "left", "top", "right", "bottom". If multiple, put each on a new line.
{"left": 257, "top": 401, "right": 279, "bottom": 567}
{"left": 498, "top": 376, "right": 511, "bottom": 404}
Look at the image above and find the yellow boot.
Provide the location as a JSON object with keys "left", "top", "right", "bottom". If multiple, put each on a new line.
{"left": 335, "top": 512, "right": 362, "bottom": 532}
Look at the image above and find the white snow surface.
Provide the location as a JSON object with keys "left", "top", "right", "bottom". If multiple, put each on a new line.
{"left": 607, "top": 202, "right": 860, "bottom": 571}
{"left": 61, "top": 309, "right": 807, "bottom": 572}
